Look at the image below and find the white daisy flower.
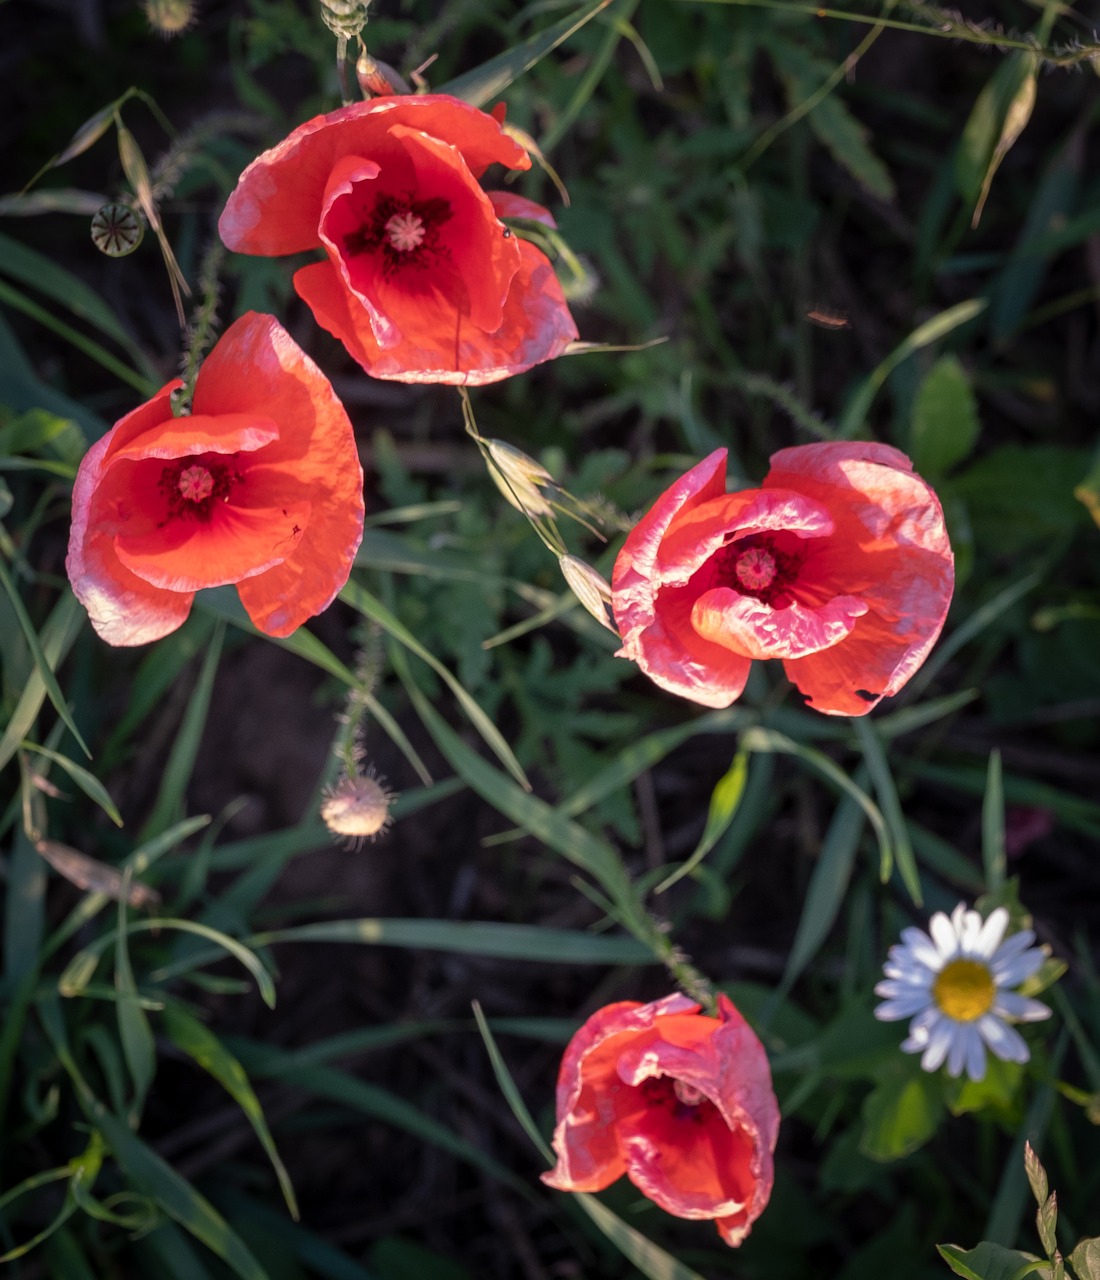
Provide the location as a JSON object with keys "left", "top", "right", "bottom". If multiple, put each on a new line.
{"left": 874, "top": 902, "right": 1052, "bottom": 1082}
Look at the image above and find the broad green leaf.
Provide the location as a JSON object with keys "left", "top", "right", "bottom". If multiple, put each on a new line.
{"left": 654, "top": 748, "right": 748, "bottom": 893}
{"left": 910, "top": 355, "right": 981, "bottom": 476}
{"left": 937, "top": 1242, "right": 1039, "bottom": 1280}
{"left": 341, "top": 579, "right": 529, "bottom": 790}
{"left": 860, "top": 1067, "right": 943, "bottom": 1161}
{"left": 438, "top": 0, "right": 614, "bottom": 107}
{"left": 21, "top": 743, "right": 123, "bottom": 826}
{"left": 251, "top": 918, "right": 653, "bottom": 965}
{"left": 162, "top": 1004, "right": 298, "bottom": 1219}
{"left": 1070, "top": 1238, "right": 1100, "bottom": 1280}
{"left": 839, "top": 299, "right": 987, "bottom": 437}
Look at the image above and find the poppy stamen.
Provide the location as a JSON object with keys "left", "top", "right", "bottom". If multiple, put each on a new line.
{"left": 178, "top": 465, "right": 215, "bottom": 503}
{"left": 384, "top": 211, "right": 426, "bottom": 252}
{"left": 734, "top": 546, "right": 777, "bottom": 592}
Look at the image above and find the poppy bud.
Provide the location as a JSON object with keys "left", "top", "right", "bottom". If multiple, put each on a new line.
{"left": 320, "top": 772, "right": 393, "bottom": 845}
{"left": 144, "top": 0, "right": 197, "bottom": 36}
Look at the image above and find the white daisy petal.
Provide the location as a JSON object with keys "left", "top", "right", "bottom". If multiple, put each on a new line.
{"left": 993, "top": 992, "right": 1051, "bottom": 1023}
{"left": 973, "top": 907, "right": 1009, "bottom": 958}
{"left": 978, "top": 1015, "right": 1030, "bottom": 1065}
{"left": 993, "top": 949, "right": 1046, "bottom": 988}
{"left": 930, "top": 912, "right": 960, "bottom": 959}
{"left": 875, "top": 992, "right": 935, "bottom": 1021}
{"left": 946, "top": 1024, "right": 970, "bottom": 1077}
{"left": 991, "top": 930, "right": 1036, "bottom": 964}
{"left": 899, "top": 928, "right": 943, "bottom": 971}
{"left": 875, "top": 978, "right": 931, "bottom": 999}
{"left": 964, "top": 1025, "right": 987, "bottom": 1081}
{"left": 921, "top": 1020, "right": 953, "bottom": 1072}
{"left": 957, "top": 907, "right": 984, "bottom": 955}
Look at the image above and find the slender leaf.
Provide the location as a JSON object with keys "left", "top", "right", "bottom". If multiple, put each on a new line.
{"left": 162, "top": 1004, "right": 298, "bottom": 1219}
{"left": 853, "top": 717, "right": 921, "bottom": 903}
{"left": 654, "top": 749, "right": 748, "bottom": 893}
{"left": 341, "top": 579, "right": 529, "bottom": 789}
{"left": 115, "top": 877, "right": 157, "bottom": 1114}
{"left": 438, "top": 0, "right": 614, "bottom": 107}
{"left": 251, "top": 918, "right": 653, "bottom": 965}
{"left": 21, "top": 742, "right": 123, "bottom": 826}
{"left": 982, "top": 750, "right": 1006, "bottom": 893}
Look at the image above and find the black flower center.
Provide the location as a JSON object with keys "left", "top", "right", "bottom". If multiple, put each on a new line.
{"left": 158, "top": 457, "right": 240, "bottom": 522}
{"left": 343, "top": 194, "right": 453, "bottom": 276}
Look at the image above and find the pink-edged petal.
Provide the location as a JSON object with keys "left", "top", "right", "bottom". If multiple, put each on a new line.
{"left": 541, "top": 995, "right": 698, "bottom": 1194}
{"left": 105, "top": 412, "right": 280, "bottom": 466}
{"left": 691, "top": 589, "right": 867, "bottom": 662}
{"left": 488, "top": 189, "right": 559, "bottom": 228}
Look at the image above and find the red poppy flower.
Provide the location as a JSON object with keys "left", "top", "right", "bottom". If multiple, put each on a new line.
{"left": 612, "top": 443, "right": 954, "bottom": 716}
{"left": 67, "top": 311, "right": 364, "bottom": 646}
{"left": 542, "top": 993, "right": 779, "bottom": 1247}
{"left": 218, "top": 95, "right": 578, "bottom": 385}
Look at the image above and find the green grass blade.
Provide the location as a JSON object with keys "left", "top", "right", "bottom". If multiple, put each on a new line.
{"left": 838, "top": 298, "right": 988, "bottom": 437}
{"left": 438, "top": 0, "right": 614, "bottom": 107}
{"left": 140, "top": 620, "right": 224, "bottom": 840}
{"left": 0, "top": 569, "right": 90, "bottom": 761}
{"left": 21, "top": 742, "right": 123, "bottom": 826}
{"left": 0, "top": 230, "right": 160, "bottom": 384}
{"left": 162, "top": 1003, "right": 299, "bottom": 1219}
{"left": 740, "top": 726, "right": 893, "bottom": 877}
{"left": 3, "top": 827, "right": 46, "bottom": 986}
{"left": 235, "top": 1042, "right": 533, "bottom": 1199}
{"left": 905, "top": 570, "right": 1043, "bottom": 700}
{"left": 655, "top": 748, "right": 749, "bottom": 894}
{"left": 471, "top": 999, "right": 553, "bottom": 1161}
{"left": 250, "top": 918, "right": 653, "bottom": 965}
{"left": 115, "top": 877, "right": 156, "bottom": 1116}
{"left": 982, "top": 749, "right": 1006, "bottom": 893}
{"left": 342, "top": 579, "right": 530, "bottom": 790}
{"left": 400, "top": 662, "right": 649, "bottom": 940}
{"left": 38, "top": 993, "right": 271, "bottom": 1280}
{"left": 0, "top": 277, "right": 156, "bottom": 397}
{"left": 777, "top": 790, "right": 865, "bottom": 999}
{"left": 575, "top": 1195, "right": 711, "bottom": 1280}
{"left": 852, "top": 717, "right": 922, "bottom": 904}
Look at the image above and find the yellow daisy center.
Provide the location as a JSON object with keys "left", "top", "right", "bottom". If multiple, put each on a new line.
{"left": 932, "top": 958, "right": 996, "bottom": 1022}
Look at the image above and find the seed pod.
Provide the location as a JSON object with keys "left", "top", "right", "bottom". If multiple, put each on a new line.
{"left": 559, "top": 555, "right": 617, "bottom": 633}
{"left": 319, "top": 0, "right": 370, "bottom": 39}
{"left": 144, "top": 0, "right": 197, "bottom": 36}
{"left": 321, "top": 771, "right": 393, "bottom": 845}
{"left": 91, "top": 203, "right": 144, "bottom": 257}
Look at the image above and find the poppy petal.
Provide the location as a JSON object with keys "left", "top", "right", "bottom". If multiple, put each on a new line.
{"left": 219, "top": 95, "right": 530, "bottom": 257}
{"left": 488, "top": 190, "right": 559, "bottom": 228}
{"left": 692, "top": 588, "right": 868, "bottom": 661}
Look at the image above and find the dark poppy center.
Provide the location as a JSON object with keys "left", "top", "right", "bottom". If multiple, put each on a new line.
{"left": 639, "top": 1074, "right": 716, "bottom": 1124}
{"left": 159, "top": 456, "right": 240, "bottom": 522}
{"left": 713, "top": 534, "right": 803, "bottom": 607}
{"left": 343, "top": 193, "right": 453, "bottom": 276}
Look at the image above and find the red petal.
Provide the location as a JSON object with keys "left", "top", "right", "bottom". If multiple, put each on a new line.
{"left": 542, "top": 995, "right": 698, "bottom": 1193}
{"left": 691, "top": 588, "right": 868, "bottom": 661}
{"left": 488, "top": 190, "right": 558, "bottom": 229}
{"left": 115, "top": 498, "right": 309, "bottom": 591}
{"left": 105, "top": 412, "right": 279, "bottom": 466}
{"left": 219, "top": 95, "right": 530, "bottom": 258}
{"left": 764, "top": 442, "right": 954, "bottom": 714}
{"left": 191, "top": 313, "right": 364, "bottom": 637}
{"left": 66, "top": 409, "right": 195, "bottom": 646}
{"left": 295, "top": 235, "right": 576, "bottom": 385}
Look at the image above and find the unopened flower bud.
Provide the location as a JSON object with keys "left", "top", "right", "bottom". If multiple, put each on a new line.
{"left": 144, "top": 0, "right": 197, "bottom": 36}
{"left": 321, "top": 772, "right": 392, "bottom": 845}
{"left": 356, "top": 52, "right": 409, "bottom": 96}
{"left": 559, "top": 555, "right": 617, "bottom": 633}
{"left": 485, "top": 439, "right": 555, "bottom": 518}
